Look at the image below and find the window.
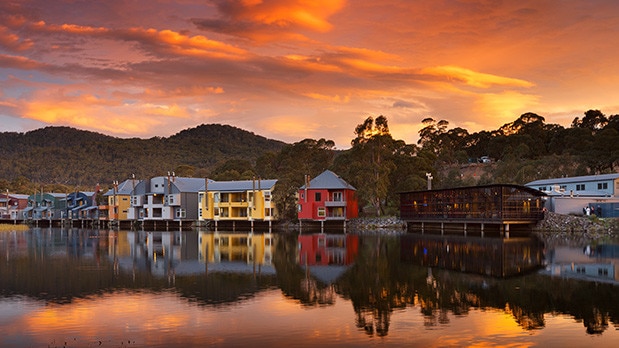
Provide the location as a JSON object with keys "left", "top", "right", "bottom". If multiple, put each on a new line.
{"left": 315, "top": 192, "right": 322, "bottom": 201}
{"left": 576, "top": 184, "right": 585, "bottom": 191}
{"left": 297, "top": 204, "right": 302, "bottom": 212}
{"left": 265, "top": 208, "right": 272, "bottom": 217}
{"left": 333, "top": 192, "right": 343, "bottom": 201}
{"left": 317, "top": 207, "right": 325, "bottom": 217}
{"left": 598, "top": 183, "right": 608, "bottom": 190}
{"left": 264, "top": 191, "right": 271, "bottom": 202}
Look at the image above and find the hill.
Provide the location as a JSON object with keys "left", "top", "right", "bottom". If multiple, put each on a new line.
{"left": 0, "top": 124, "right": 287, "bottom": 188}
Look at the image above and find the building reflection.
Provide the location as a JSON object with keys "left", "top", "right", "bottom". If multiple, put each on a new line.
{"left": 400, "top": 234, "right": 545, "bottom": 277}
{"left": 110, "top": 230, "right": 276, "bottom": 279}
{"left": 294, "top": 234, "right": 359, "bottom": 306}
{"left": 5, "top": 228, "right": 619, "bottom": 339}
{"left": 546, "top": 244, "right": 619, "bottom": 285}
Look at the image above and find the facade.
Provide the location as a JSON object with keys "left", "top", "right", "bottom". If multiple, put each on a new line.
{"left": 23, "top": 192, "right": 67, "bottom": 220}
{"left": 199, "top": 179, "right": 278, "bottom": 221}
{"left": 67, "top": 191, "right": 97, "bottom": 219}
{"left": 400, "top": 184, "right": 546, "bottom": 223}
{"left": 525, "top": 173, "right": 619, "bottom": 215}
{"left": 128, "top": 176, "right": 205, "bottom": 221}
{"left": 102, "top": 179, "right": 140, "bottom": 221}
{"left": 0, "top": 193, "right": 29, "bottom": 219}
{"left": 297, "top": 170, "right": 358, "bottom": 221}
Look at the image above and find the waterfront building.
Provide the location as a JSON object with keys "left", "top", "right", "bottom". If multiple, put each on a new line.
{"left": 199, "top": 179, "right": 278, "bottom": 222}
{"left": 399, "top": 184, "right": 546, "bottom": 236}
{"left": 525, "top": 173, "right": 619, "bottom": 216}
{"left": 101, "top": 178, "right": 141, "bottom": 221}
{"left": 297, "top": 170, "right": 358, "bottom": 221}
{"left": 66, "top": 191, "right": 97, "bottom": 219}
{"left": 128, "top": 175, "right": 204, "bottom": 222}
{"left": 23, "top": 192, "right": 67, "bottom": 220}
{"left": 0, "top": 193, "right": 29, "bottom": 219}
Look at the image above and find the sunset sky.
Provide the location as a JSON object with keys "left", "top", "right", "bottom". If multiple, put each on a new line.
{"left": 1, "top": 0, "right": 619, "bottom": 148}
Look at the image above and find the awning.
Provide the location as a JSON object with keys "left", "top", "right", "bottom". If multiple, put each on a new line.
{"left": 22, "top": 207, "right": 33, "bottom": 212}
{"left": 82, "top": 206, "right": 98, "bottom": 211}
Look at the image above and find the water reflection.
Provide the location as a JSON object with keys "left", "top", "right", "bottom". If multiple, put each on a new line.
{"left": 400, "top": 234, "right": 545, "bottom": 277}
{"left": 1, "top": 228, "right": 619, "bottom": 346}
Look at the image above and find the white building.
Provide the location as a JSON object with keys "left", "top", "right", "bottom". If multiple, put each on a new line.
{"left": 526, "top": 173, "right": 619, "bottom": 216}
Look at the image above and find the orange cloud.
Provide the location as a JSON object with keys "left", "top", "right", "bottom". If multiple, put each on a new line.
{"left": 192, "top": 0, "right": 346, "bottom": 43}
{"left": 226, "top": 0, "right": 345, "bottom": 32}
{"left": 422, "top": 66, "right": 535, "bottom": 89}
{"left": 0, "top": 25, "right": 33, "bottom": 51}
{"left": 0, "top": 54, "right": 43, "bottom": 69}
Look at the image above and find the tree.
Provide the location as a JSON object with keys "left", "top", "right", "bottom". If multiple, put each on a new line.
{"left": 572, "top": 109, "right": 608, "bottom": 132}
{"left": 336, "top": 115, "right": 397, "bottom": 216}
{"left": 257, "top": 138, "right": 335, "bottom": 220}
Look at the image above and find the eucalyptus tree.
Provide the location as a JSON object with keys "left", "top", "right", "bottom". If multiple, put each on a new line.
{"left": 333, "top": 115, "right": 399, "bottom": 216}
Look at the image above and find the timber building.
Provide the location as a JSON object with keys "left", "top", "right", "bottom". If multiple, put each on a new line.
{"left": 400, "top": 184, "right": 546, "bottom": 237}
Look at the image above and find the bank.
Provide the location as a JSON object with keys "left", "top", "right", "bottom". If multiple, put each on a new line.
{"left": 533, "top": 212, "right": 619, "bottom": 246}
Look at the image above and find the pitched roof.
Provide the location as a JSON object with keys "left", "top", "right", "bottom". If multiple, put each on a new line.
{"left": 300, "top": 170, "right": 356, "bottom": 190}
{"left": 526, "top": 173, "right": 619, "bottom": 186}
{"left": 171, "top": 177, "right": 214, "bottom": 193}
{"left": 208, "top": 179, "right": 277, "bottom": 192}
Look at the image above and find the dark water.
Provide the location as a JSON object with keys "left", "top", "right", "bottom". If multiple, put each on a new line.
{"left": 1, "top": 227, "right": 619, "bottom": 347}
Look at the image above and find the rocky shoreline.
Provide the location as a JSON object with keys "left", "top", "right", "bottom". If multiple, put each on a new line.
{"left": 533, "top": 212, "right": 619, "bottom": 246}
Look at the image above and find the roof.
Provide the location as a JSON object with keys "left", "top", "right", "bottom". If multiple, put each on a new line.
{"left": 208, "top": 179, "right": 277, "bottom": 192}
{"left": 299, "top": 170, "right": 356, "bottom": 190}
{"left": 172, "top": 177, "right": 215, "bottom": 193}
{"left": 399, "top": 183, "right": 546, "bottom": 197}
{"left": 526, "top": 173, "right": 619, "bottom": 186}
{"left": 103, "top": 179, "right": 142, "bottom": 196}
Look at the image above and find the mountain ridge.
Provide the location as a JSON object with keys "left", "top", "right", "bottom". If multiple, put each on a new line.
{"left": 0, "top": 123, "right": 288, "bottom": 187}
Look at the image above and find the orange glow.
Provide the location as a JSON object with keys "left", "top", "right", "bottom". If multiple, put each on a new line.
{"left": 235, "top": 0, "right": 345, "bottom": 32}
{"left": 1, "top": 0, "right": 619, "bottom": 147}
{"left": 422, "top": 66, "right": 534, "bottom": 89}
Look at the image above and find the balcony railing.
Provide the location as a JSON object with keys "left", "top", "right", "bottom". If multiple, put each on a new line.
{"left": 324, "top": 200, "right": 346, "bottom": 207}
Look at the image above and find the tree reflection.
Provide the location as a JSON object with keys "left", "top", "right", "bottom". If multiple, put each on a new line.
{"left": 3, "top": 229, "right": 619, "bottom": 337}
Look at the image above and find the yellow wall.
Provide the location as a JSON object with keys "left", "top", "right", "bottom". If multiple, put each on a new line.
{"left": 199, "top": 190, "right": 276, "bottom": 221}
{"left": 107, "top": 194, "right": 133, "bottom": 220}
{"left": 198, "top": 232, "right": 273, "bottom": 264}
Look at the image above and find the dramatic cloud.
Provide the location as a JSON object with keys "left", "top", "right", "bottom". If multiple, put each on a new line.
{"left": 1, "top": 0, "right": 619, "bottom": 147}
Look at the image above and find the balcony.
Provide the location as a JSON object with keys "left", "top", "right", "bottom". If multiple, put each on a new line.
{"left": 324, "top": 200, "right": 346, "bottom": 207}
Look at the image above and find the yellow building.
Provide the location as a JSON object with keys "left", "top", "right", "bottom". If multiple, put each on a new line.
{"left": 198, "top": 231, "right": 274, "bottom": 265}
{"left": 103, "top": 179, "right": 140, "bottom": 221}
{"left": 199, "top": 179, "right": 278, "bottom": 221}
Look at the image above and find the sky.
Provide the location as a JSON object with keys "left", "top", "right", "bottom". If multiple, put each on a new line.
{"left": 1, "top": 0, "right": 619, "bottom": 149}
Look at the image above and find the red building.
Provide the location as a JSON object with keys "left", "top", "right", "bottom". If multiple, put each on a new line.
{"left": 297, "top": 170, "right": 358, "bottom": 221}
{"left": 0, "top": 193, "right": 29, "bottom": 219}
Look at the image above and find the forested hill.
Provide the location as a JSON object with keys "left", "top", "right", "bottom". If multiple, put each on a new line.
{"left": 0, "top": 124, "right": 286, "bottom": 189}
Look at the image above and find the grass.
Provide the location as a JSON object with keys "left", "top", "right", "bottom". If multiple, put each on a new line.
{"left": 0, "top": 223, "right": 29, "bottom": 232}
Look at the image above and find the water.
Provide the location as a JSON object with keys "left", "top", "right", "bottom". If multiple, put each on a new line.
{"left": 1, "top": 227, "right": 619, "bottom": 347}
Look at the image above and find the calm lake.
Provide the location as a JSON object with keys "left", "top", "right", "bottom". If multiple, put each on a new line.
{"left": 2, "top": 227, "right": 619, "bottom": 347}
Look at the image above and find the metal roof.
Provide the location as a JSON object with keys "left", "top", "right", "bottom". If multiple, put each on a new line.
{"left": 103, "top": 179, "right": 142, "bottom": 196}
{"left": 526, "top": 173, "right": 619, "bottom": 186}
{"left": 170, "top": 177, "right": 212, "bottom": 193}
{"left": 299, "top": 170, "right": 356, "bottom": 190}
